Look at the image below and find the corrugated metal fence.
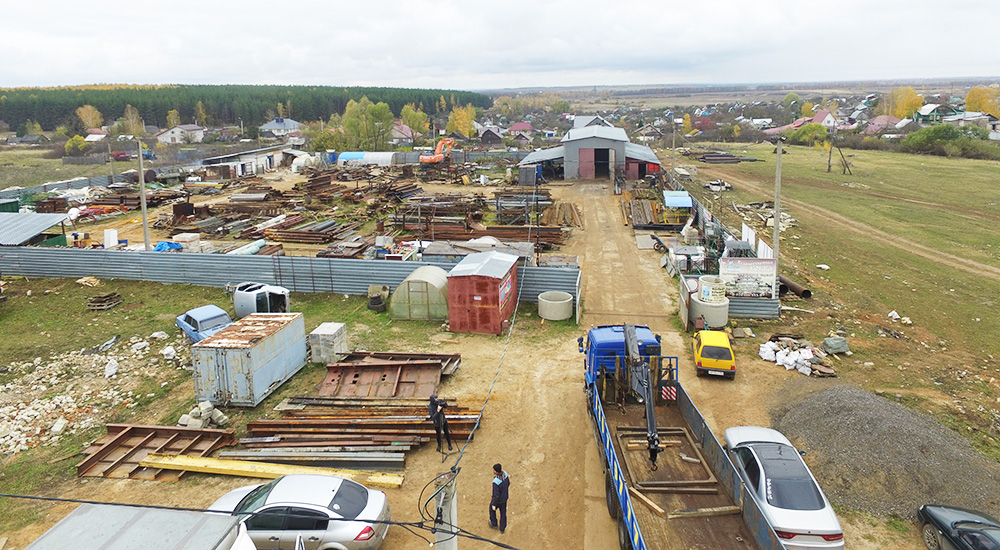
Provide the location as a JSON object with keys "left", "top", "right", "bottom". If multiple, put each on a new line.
{"left": 677, "top": 386, "right": 787, "bottom": 550}
{"left": 0, "top": 247, "right": 580, "bottom": 311}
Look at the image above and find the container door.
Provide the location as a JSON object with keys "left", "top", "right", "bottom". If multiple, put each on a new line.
{"left": 214, "top": 348, "right": 231, "bottom": 405}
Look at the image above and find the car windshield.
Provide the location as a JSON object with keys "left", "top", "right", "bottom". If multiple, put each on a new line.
{"left": 329, "top": 479, "right": 369, "bottom": 520}
{"left": 702, "top": 345, "right": 733, "bottom": 361}
{"left": 203, "top": 314, "right": 230, "bottom": 330}
{"left": 235, "top": 479, "right": 279, "bottom": 514}
{"left": 755, "top": 444, "right": 825, "bottom": 511}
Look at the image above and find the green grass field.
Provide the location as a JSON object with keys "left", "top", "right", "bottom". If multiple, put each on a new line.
{"left": 0, "top": 147, "right": 141, "bottom": 192}
{"left": 684, "top": 142, "right": 1000, "bottom": 458}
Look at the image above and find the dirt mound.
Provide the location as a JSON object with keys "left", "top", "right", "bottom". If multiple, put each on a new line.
{"left": 773, "top": 385, "right": 1000, "bottom": 519}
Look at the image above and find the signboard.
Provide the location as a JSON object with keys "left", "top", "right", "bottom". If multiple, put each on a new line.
{"left": 498, "top": 273, "right": 513, "bottom": 308}
{"left": 718, "top": 258, "right": 777, "bottom": 298}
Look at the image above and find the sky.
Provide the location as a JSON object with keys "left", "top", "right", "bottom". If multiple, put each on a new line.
{"left": 2, "top": 0, "right": 998, "bottom": 92}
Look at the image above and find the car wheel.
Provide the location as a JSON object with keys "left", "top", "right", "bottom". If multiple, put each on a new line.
{"left": 605, "top": 471, "right": 619, "bottom": 519}
{"left": 921, "top": 523, "right": 941, "bottom": 550}
{"left": 617, "top": 516, "right": 633, "bottom": 550}
{"left": 696, "top": 368, "right": 704, "bottom": 377}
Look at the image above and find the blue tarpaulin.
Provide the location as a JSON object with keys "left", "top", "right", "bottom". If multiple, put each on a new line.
{"left": 153, "top": 241, "right": 183, "bottom": 252}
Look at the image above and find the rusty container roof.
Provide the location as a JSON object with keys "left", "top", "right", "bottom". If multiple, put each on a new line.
{"left": 193, "top": 312, "right": 303, "bottom": 349}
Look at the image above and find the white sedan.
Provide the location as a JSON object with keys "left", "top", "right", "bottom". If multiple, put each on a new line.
{"left": 209, "top": 474, "right": 390, "bottom": 550}
{"left": 725, "top": 426, "right": 844, "bottom": 550}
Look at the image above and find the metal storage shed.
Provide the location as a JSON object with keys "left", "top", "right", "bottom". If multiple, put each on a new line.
{"left": 447, "top": 251, "right": 519, "bottom": 335}
{"left": 390, "top": 265, "right": 450, "bottom": 320}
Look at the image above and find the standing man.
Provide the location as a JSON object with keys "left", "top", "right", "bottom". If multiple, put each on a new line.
{"left": 489, "top": 463, "right": 510, "bottom": 534}
{"left": 428, "top": 394, "right": 452, "bottom": 452}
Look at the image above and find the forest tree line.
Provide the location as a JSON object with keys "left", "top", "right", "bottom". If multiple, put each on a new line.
{"left": 0, "top": 84, "right": 492, "bottom": 131}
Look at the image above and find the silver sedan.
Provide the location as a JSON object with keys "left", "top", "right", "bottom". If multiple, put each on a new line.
{"left": 209, "top": 474, "right": 390, "bottom": 550}
{"left": 725, "top": 426, "right": 844, "bottom": 550}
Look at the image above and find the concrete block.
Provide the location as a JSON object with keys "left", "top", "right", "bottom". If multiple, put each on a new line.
{"left": 186, "top": 417, "right": 206, "bottom": 429}
{"left": 178, "top": 414, "right": 191, "bottom": 425}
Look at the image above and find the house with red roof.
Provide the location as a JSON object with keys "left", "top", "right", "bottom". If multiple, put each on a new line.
{"left": 509, "top": 121, "right": 533, "bottom": 134}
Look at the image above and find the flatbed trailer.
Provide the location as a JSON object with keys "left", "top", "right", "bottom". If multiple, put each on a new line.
{"left": 583, "top": 324, "right": 785, "bottom": 550}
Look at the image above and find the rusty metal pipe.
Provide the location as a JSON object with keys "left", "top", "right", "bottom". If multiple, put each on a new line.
{"left": 778, "top": 275, "right": 812, "bottom": 299}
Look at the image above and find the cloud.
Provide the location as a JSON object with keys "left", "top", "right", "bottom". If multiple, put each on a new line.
{"left": 1, "top": 0, "right": 998, "bottom": 89}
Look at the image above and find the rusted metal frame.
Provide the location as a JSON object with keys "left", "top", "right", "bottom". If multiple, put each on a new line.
{"left": 618, "top": 426, "right": 719, "bottom": 487}
{"left": 76, "top": 425, "right": 139, "bottom": 476}
{"left": 100, "top": 430, "right": 157, "bottom": 478}
{"left": 390, "top": 365, "right": 402, "bottom": 398}
{"left": 126, "top": 431, "right": 182, "bottom": 479}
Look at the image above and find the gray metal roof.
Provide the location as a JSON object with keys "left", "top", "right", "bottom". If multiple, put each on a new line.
{"left": 0, "top": 213, "right": 69, "bottom": 245}
{"left": 561, "top": 126, "right": 629, "bottom": 143}
{"left": 624, "top": 142, "right": 661, "bottom": 165}
{"left": 259, "top": 117, "right": 301, "bottom": 130}
{"left": 519, "top": 146, "right": 565, "bottom": 165}
{"left": 662, "top": 190, "right": 693, "bottom": 207}
{"left": 25, "top": 503, "right": 241, "bottom": 550}
{"left": 448, "top": 250, "right": 518, "bottom": 279}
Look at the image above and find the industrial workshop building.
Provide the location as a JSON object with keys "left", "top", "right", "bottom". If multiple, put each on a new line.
{"left": 519, "top": 124, "right": 661, "bottom": 180}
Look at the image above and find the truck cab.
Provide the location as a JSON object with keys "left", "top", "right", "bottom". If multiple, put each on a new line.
{"left": 580, "top": 324, "right": 661, "bottom": 384}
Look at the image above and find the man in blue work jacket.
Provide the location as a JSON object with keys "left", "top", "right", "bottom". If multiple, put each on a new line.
{"left": 489, "top": 463, "right": 510, "bottom": 534}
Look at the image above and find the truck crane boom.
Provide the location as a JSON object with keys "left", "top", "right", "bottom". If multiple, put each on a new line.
{"left": 624, "top": 323, "right": 662, "bottom": 469}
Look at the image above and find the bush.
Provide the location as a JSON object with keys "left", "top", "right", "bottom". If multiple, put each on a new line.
{"left": 900, "top": 124, "right": 994, "bottom": 156}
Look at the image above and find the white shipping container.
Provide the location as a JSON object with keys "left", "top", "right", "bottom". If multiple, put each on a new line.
{"left": 192, "top": 313, "right": 307, "bottom": 407}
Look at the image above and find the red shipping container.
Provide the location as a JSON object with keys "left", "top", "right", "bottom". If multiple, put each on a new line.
{"left": 447, "top": 251, "right": 519, "bottom": 335}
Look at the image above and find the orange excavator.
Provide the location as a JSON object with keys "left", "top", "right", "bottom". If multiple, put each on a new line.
{"left": 419, "top": 137, "right": 455, "bottom": 164}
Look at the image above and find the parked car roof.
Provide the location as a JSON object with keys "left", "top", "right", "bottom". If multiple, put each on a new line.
{"left": 725, "top": 426, "right": 793, "bottom": 447}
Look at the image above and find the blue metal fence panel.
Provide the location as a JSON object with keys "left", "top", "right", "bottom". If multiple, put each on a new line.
{"left": 0, "top": 248, "right": 579, "bottom": 310}
{"left": 592, "top": 389, "right": 648, "bottom": 550}
{"left": 676, "top": 385, "right": 786, "bottom": 550}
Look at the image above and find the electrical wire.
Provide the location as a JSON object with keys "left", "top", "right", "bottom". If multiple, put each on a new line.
{"left": 0, "top": 493, "right": 522, "bottom": 549}
{"left": 413, "top": 194, "right": 539, "bottom": 548}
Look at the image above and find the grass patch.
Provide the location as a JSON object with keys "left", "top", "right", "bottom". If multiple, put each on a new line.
{"left": 885, "top": 514, "right": 910, "bottom": 534}
{"left": 0, "top": 147, "right": 141, "bottom": 192}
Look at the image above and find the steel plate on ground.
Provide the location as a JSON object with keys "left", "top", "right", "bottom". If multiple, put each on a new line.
{"left": 319, "top": 363, "right": 441, "bottom": 398}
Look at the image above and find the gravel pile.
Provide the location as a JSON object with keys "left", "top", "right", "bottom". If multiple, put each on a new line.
{"left": 773, "top": 385, "right": 1000, "bottom": 519}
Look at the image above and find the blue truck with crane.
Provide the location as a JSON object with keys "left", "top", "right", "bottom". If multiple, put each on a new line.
{"left": 580, "top": 323, "right": 785, "bottom": 550}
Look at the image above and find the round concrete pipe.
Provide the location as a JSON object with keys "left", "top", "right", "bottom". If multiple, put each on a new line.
{"left": 778, "top": 275, "right": 812, "bottom": 299}
{"left": 538, "top": 291, "right": 574, "bottom": 321}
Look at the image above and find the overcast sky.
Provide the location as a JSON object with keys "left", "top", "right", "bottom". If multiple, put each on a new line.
{"left": 2, "top": 0, "right": 997, "bottom": 92}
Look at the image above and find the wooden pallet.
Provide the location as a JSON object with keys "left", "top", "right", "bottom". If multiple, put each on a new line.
{"left": 87, "top": 292, "right": 123, "bottom": 311}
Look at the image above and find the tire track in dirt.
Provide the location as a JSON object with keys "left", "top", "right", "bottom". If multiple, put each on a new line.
{"left": 706, "top": 170, "right": 1000, "bottom": 282}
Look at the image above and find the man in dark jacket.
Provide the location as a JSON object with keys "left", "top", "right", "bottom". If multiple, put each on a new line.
{"left": 489, "top": 463, "right": 510, "bottom": 533}
{"left": 428, "top": 394, "right": 452, "bottom": 452}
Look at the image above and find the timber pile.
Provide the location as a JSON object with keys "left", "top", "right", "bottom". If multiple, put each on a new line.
{"left": 238, "top": 398, "right": 478, "bottom": 470}
{"left": 390, "top": 218, "right": 566, "bottom": 247}
{"left": 628, "top": 199, "right": 662, "bottom": 227}
{"left": 541, "top": 201, "right": 583, "bottom": 227}
{"left": 316, "top": 240, "right": 370, "bottom": 258}
{"left": 265, "top": 221, "right": 360, "bottom": 244}
{"left": 238, "top": 214, "right": 308, "bottom": 239}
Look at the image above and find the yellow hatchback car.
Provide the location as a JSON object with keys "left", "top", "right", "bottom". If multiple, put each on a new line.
{"left": 692, "top": 330, "right": 736, "bottom": 379}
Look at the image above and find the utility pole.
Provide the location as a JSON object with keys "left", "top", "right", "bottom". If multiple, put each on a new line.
{"left": 137, "top": 139, "right": 151, "bottom": 251}
{"left": 772, "top": 136, "right": 785, "bottom": 273}
{"left": 671, "top": 116, "right": 677, "bottom": 187}
{"left": 433, "top": 473, "right": 458, "bottom": 550}
{"left": 107, "top": 140, "right": 115, "bottom": 183}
